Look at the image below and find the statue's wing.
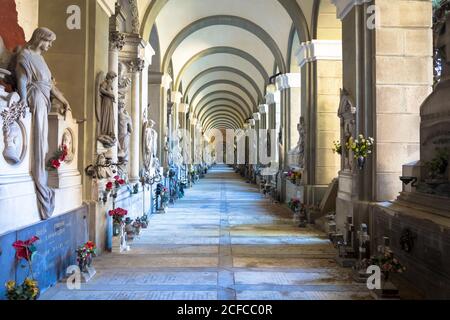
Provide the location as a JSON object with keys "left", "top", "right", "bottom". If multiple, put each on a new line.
{"left": 95, "top": 72, "right": 105, "bottom": 123}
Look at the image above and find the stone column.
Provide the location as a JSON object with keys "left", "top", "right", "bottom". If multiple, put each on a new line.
{"left": 296, "top": 39, "right": 342, "bottom": 203}
{"left": 161, "top": 74, "right": 172, "bottom": 168}
{"left": 258, "top": 104, "right": 268, "bottom": 130}
{"left": 253, "top": 112, "right": 261, "bottom": 165}
{"left": 275, "top": 73, "right": 301, "bottom": 169}
{"left": 128, "top": 59, "right": 145, "bottom": 182}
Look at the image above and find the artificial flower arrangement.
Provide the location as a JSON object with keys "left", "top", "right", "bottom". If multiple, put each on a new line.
{"left": 285, "top": 169, "right": 302, "bottom": 185}
{"left": 76, "top": 241, "right": 97, "bottom": 273}
{"left": 5, "top": 236, "right": 40, "bottom": 300}
{"left": 46, "top": 144, "right": 68, "bottom": 171}
{"left": 355, "top": 249, "right": 406, "bottom": 281}
{"left": 109, "top": 207, "right": 128, "bottom": 225}
{"left": 288, "top": 198, "right": 301, "bottom": 212}
{"left": 101, "top": 175, "right": 127, "bottom": 204}
{"left": 346, "top": 134, "right": 375, "bottom": 170}
{"left": 156, "top": 183, "right": 170, "bottom": 205}
{"left": 110, "top": 207, "right": 128, "bottom": 237}
{"left": 332, "top": 141, "right": 342, "bottom": 155}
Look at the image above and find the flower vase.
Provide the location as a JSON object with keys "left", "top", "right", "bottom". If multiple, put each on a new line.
{"left": 78, "top": 259, "right": 87, "bottom": 273}
{"left": 357, "top": 156, "right": 366, "bottom": 170}
{"left": 113, "top": 223, "right": 121, "bottom": 237}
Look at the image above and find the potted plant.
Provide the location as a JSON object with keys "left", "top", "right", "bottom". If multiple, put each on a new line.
{"left": 5, "top": 236, "right": 40, "bottom": 300}
{"left": 347, "top": 134, "right": 375, "bottom": 170}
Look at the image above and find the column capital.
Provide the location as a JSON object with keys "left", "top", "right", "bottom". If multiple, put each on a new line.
{"left": 258, "top": 104, "right": 268, "bottom": 114}
{"left": 127, "top": 58, "right": 145, "bottom": 73}
{"left": 171, "top": 91, "right": 183, "bottom": 104}
{"left": 143, "top": 41, "right": 156, "bottom": 66}
{"left": 162, "top": 74, "right": 173, "bottom": 90}
{"left": 179, "top": 103, "right": 189, "bottom": 114}
{"left": 265, "top": 90, "right": 281, "bottom": 105}
{"left": 248, "top": 119, "right": 256, "bottom": 127}
{"left": 253, "top": 112, "right": 261, "bottom": 121}
{"left": 275, "top": 73, "right": 301, "bottom": 91}
{"left": 331, "top": 0, "right": 368, "bottom": 20}
{"left": 109, "top": 31, "right": 126, "bottom": 51}
{"left": 296, "top": 40, "right": 342, "bottom": 68}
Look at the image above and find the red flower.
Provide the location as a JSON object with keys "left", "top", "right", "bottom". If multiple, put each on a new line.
{"left": 106, "top": 181, "right": 113, "bottom": 191}
{"left": 118, "top": 179, "right": 126, "bottom": 185}
{"left": 13, "top": 236, "right": 39, "bottom": 262}
{"left": 114, "top": 176, "right": 120, "bottom": 181}
{"left": 51, "top": 159, "right": 61, "bottom": 169}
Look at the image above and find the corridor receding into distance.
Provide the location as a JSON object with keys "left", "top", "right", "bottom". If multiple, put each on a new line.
{"left": 41, "top": 166, "right": 371, "bottom": 300}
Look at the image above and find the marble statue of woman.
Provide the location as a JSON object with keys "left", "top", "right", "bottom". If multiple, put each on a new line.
{"left": 143, "top": 118, "right": 158, "bottom": 171}
{"left": 15, "top": 27, "right": 70, "bottom": 220}
{"left": 118, "top": 103, "right": 132, "bottom": 162}
{"left": 96, "top": 71, "right": 117, "bottom": 148}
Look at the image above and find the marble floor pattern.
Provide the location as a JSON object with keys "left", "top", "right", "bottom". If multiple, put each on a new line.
{"left": 40, "top": 165, "right": 372, "bottom": 300}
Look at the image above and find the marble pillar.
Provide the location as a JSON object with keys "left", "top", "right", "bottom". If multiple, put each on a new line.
{"left": 128, "top": 59, "right": 144, "bottom": 182}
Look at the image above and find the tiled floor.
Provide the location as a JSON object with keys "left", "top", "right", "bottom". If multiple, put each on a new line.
{"left": 40, "top": 165, "right": 371, "bottom": 300}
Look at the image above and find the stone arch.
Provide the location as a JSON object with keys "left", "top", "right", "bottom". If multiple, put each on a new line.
{"left": 184, "top": 66, "right": 263, "bottom": 102}
{"left": 195, "top": 91, "right": 253, "bottom": 118}
{"left": 191, "top": 80, "right": 257, "bottom": 111}
{"left": 177, "top": 47, "right": 269, "bottom": 95}
{"left": 161, "top": 15, "right": 287, "bottom": 75}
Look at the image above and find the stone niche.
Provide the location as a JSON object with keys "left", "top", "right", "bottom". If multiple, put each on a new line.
{"left": 335, "top": 89, "right": 367, "bottom": 241}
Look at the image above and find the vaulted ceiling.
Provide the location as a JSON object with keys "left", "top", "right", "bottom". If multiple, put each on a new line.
{"left": 131, "top": 0, "right": 339, "bottom": 130}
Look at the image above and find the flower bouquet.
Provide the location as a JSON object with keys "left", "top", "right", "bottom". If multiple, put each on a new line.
{"left": 109, "top": 207, "right": 128, "bottom": 236}
{"left": 288, "top": 198, "right": 301, "bottom": 212}
{"left": 332, "top": 141, "right": 342, "bottom": 155}
{"left": 46, "top": 144, "right": 68, "bottom": 171}
{"left": 76, "top": 241, "right": 97, "bottom": 273}
{"left": 5, "top": 236, "right": 40, "bottom": 300}
{"left": 286, "top": 170, "right": 302, "bottom": 185}
{"left": 346, "top": 134, "right": 375, "bottom": 170}
{"left": 356, "top": 249, "right": 406, "bottom": 281}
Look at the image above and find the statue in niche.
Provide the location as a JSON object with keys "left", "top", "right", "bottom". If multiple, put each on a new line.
{"left": 96, "top": 71, "right": 117, "bottom": 148}
{"left": 118, "top": 103, "right": 132, "bottom": 163}
{"left": 338, "top": 89, "right": 356, "bottom": 172}
{"left": 289, "top": 117, "right": 306, "bottom": 168}
{"left": 343, "top": 121, "right": 355, "bottom": 170}
{"left": 143, "top": 116, "right": 158, "bottom": 172}
{"left": 15, "top": 27, "right": 71, "bottom": 220}
{"left": 118, "top": 62, "right": 131, "bottom": 108}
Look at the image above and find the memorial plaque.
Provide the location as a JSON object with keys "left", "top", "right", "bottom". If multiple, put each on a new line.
{"left": 0, "top": 206, "right": 88, "bottom": 300}
{"left": 0, "top": 232, "right": 17, "bottom": 299}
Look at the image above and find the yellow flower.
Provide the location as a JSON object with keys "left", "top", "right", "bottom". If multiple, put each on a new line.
{"left": 31, "top": 287, "right": 39, "bottom": 298}
{"left": 24, "top": 278, "right": 37, "bottom": 288}
{"left": 6, "top": 281, "right": 16, "bottom": 291}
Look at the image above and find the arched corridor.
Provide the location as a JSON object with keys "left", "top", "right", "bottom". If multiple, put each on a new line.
{"left": 41, "top": 165, "right": 371, "bottom": 300}
{"left": 1, "top": 0, "right": 449, "bottom": 302}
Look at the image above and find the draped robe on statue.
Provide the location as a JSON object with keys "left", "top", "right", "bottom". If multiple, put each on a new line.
{"left": 16, "top": 48, "right": 55, "bottom": 219}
